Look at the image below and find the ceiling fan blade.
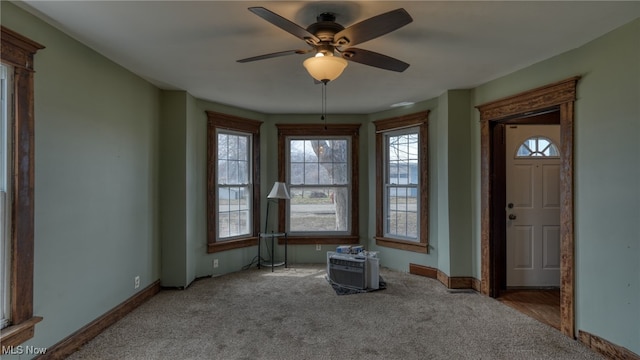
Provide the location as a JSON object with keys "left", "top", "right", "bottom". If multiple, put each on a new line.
{"left": 237, "top": 49, "right": 312, "bottom": 63}
{"left": 333, "top": 8, "right": 412, "bottom": 47}
{"left": 249, "top": 7, "right": 320, "bottom": 44}
{"left": 341, "top": 48, "right": 409, "bottom": 72}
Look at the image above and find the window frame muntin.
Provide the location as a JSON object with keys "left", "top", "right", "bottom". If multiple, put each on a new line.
{"left": 206, "top": 111, "right": 262, "bottom": 253}
{"left": 374, "top": 111, "right": 430, "bottom": 253}
{"left": 285, "top": 135, "right": 352, "bottom": 236}
{"left": 276, "top": 123, "right": 360, "bottom": 245}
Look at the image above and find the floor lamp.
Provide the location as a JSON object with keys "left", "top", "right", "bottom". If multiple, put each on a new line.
{"left": 264, "top": 182, "right": 290, "bottom": 234}
{"left": 260, "top": 182, "right": 290, "bottom": 270}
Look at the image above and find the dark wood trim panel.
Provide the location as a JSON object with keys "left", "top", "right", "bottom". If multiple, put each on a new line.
{"left": 275, "top": 123, "right": 361, "bottom": 241}
{"left": 409, "top": 263, "right": 480, "bottom": 291}
{"left": 205, "top": 112, "right": 262, "bottom": 253}
{"left": 579, "top": 330, "right": 640, "bottom": 360}
{"left": 559, "top": 102, "right": 575, "bottom": 338}
{"left": 373, "top": 111, "right": 430, "bottom": 253}
{"left": 375, "top": 237, "right": 428, "bottom": 253}
{"left": 477, "top": 77, "right": 580, "bottom": 122}
{"left": 476, "top": 76, "right": 580, "bottom": 338}
{"left": 0, "top": 26, "right": 44, "bottom": 347}
{"left": 409, "top": 263, "right": 437, "bottom": 278}
{"left": 39, "top": 281, "right": 161, "bottom": 360}
{"left": 0, "top": 316, "right": 43, "bottom": 348}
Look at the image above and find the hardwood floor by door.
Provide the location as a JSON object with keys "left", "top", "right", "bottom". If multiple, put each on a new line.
{"left": 498, "top": 289, "right": 561, "bottom": 330}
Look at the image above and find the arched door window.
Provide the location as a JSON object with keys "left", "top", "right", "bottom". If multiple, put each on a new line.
{"left": 516, "top": 136, "right": 559, "bottom": 158}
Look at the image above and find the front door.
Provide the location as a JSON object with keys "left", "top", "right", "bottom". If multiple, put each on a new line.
{"left": 506, "top": 125, "right": 561, "bottom": 287}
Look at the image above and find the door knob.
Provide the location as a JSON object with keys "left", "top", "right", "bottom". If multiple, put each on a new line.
{"left": 508, "top": 214, "right": 517, "bottom": 220}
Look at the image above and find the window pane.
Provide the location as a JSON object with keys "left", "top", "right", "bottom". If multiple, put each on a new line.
{"left": 290, "top": 163, "right": 304, "bottom": 184}
{"left": 384, "top": 129, "right": 420, "bottom": 241}
{"left": 287, "top": 136, "right": 351, "bottom": 234}
{"left": 289, "top": 186, "right": 348, "bottom": 232}
{"left": 217, "top": 130, "right": 252, "bottom": 240}
{"left": 218, "top": 185, "right": 251, "bottom": 239}
{"left": 290, "top": 140, "right": 305, "bottom": 162}
{"left": 516, "top": 136, "right": 559, "bottom": 158}
{"left": 386, "top": 186, "right": 418, "bottom": 239}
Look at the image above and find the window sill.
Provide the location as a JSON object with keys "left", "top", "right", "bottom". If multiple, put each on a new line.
{"left": 208, "top": 237, "right": 258, "bottom": 253}
{"left": 375, "top": 237, "right": 429, "bottom": 253}
{"left": 0, "top": 316, "right": 43, "bottom": 348}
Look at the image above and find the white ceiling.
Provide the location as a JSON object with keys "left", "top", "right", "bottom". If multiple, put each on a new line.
{"left": 15, "top": 1, "right": 640, "bottom": 114}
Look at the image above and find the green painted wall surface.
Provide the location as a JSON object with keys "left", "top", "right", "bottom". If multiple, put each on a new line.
{"left": 2, "top": 1, "right": 161, "bottom": 353}
{"left": 159, "top": 91, "right": 187, "bottom": 287}
{"left": 472, "top": 19, "right": 640, "bottom": 354}
{"left": 446, "top": 90, "right": 473, "bottom": 277}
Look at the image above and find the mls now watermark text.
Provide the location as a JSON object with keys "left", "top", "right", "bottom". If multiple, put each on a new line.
{"left": 2, "top": 345, "right": 48, "bottom": 355}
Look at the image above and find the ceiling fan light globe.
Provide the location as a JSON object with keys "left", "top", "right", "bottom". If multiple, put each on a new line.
{"left": 303, "top": 56, "right": 348, "bottom": 82}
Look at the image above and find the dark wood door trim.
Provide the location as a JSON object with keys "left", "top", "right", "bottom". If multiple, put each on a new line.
{"left": 476, "top": 76, "right": 580, "bottom": 338}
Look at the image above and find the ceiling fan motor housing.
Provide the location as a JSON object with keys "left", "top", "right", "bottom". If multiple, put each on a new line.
{"left": 306, "top": 13, "right": 346, "bottom": 49}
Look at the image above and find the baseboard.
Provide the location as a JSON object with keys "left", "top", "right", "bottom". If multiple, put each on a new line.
{"left": 579, "top": 330, "right": 640, "bottom": 360}
{"left": 409, "top": 263, "right": 480, "bottom": 291}
{"left": 38, "top": 280, "right": 161, "bottom": 360}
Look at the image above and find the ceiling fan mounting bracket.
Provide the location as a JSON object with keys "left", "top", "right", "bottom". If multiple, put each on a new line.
{"left": 306, "top": 20, "right": 344, "bottom": 43}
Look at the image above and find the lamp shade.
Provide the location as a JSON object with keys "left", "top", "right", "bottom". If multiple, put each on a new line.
{"left": 267, "top": 182, "right": 290, "bottom": 199}
{"left": 303, "top": 55, "right": 348, "bottom": 82}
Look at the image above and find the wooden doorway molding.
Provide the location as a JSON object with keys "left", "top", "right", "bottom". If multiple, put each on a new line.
{"left": 476, "top": 76, "right": 580, "bottom": 338}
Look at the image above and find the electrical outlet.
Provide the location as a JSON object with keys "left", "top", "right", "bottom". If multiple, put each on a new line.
{"left": 316, "top": 244, "right": 321, "bottom": 251}
{"left": 134, "top": 276, "right": 140, "bottom": 289}
{"left": 213, "top": 259, "right": 219, "bottom": 268}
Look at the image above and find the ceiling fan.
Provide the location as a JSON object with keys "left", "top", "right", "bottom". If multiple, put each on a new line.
{"left": 237, "top": 7, "right": 413, "bottom": 82}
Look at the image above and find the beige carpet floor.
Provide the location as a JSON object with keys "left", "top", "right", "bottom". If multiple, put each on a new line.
{"left": 68, "top": 264, "right": 602, "bottom": 360}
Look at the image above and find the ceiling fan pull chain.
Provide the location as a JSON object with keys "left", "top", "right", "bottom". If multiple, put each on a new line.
{"left": 322, "top": 81, "right": 328, "bottom": 129}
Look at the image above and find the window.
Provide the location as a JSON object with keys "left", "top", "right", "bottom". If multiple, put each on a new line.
{"left": 0, "top": 26, "right": 43, "bottom": 347}
{"left": 385, "top": 128, "right": 419, "bottom": 240}
{"left": 1, "top": 63, "right": 11, "bottom": 331}
{"left": 217, "top": 131, "right": 251, "bottom": 239}
{"left": 276, "top": 124, "right": 360, "bottom": 245}
{"left": 206, "top": 111, "right": 262, "bottom": 253}
{"left": 374, "top": 112, "right": 429, "bottom": 253}
{"left": 516, "top": 136, "right": 559, "bottom": 158}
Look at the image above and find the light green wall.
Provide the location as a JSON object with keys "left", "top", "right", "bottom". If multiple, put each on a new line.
{"left": 2, "top": 0, "right": 161, "bottom": 353}
{"left": 471, "top": 18, "right": 640, "bottom": 354}
{"left": 159, "top": 91, "right": 187, "bottom": 287}
{"left": 445, "top": 90, "right": 473, "bottom": 277}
